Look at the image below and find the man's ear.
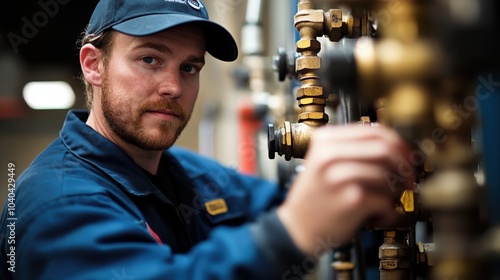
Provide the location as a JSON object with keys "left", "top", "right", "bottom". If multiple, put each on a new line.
{"left": 80, "top": 44, "right": 104, "bottom": 87}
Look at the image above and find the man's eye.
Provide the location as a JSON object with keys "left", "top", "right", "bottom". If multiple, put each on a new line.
{"left": 142, "top": 57, "right": 158, "bottom": 65}
{"left": 181, "top": 65, "right": 198, "bottom": 74}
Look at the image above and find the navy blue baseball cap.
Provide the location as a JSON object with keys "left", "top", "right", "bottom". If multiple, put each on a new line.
{"left": 86, "top": 0, "right": 238, "bottom": 61}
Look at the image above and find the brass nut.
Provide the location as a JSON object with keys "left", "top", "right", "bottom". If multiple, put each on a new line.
{"left": 380, "top": 260, "right": 412, "bottom": 270}
{"left": 294, "top": 9, "right": 325, "bottom": 32}
{"left": 284, "top": 122, "right": 292, "bottom": 147}
{"left": 324, "top": 9, "right": 343, "bottom": 42}
{"left": 420, "top": 170, "right": 479, "bottom": 208}
{"left": 331, "top": 261, "right": 354, "bottom": 271}
{"left": 380, "top": 248, "right": 398, "bottom": 258}
{"left": 284, "top": 121, "right": 293, "bottom": 160}
{"left": 279, "top": 125, "right": 286, "bottom": 154}
{"left": 385, "top": 231, "right": 396, "bottom": 238}
{"left": 400, "top": 190, "right": 415, "bottom": 212}
{"left": 298, "top": 98, "right": 326, "bottom": 106}
{"left": 296, "top": 39, "right": 321, "bottom": 53}
{"left": 346, "top": 14, "right": 362, "bottom": 38}
{"left": 296, "top": 86, "right": 323, "bottom": 98}
{"left": 380, "top": 247, "right": 411, "bottom": 258}
{"left": 298, "top": 112, "right": 328, "bottom": 122}
{"left": 416, "top": 242, "right": 435, "bottom": 266}
{"left": 359, "top": 116, "right": 371, "bottom": 125}
{"left": 296, "top": 56, "right": 321, "bottom": 72}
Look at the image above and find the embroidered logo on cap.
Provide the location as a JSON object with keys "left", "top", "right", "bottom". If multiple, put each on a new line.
{"left": 205, "top": 198, "right": 228, "bottom": 216}
{"left": 187, "top": 0, "right": 202, "bottom": 10}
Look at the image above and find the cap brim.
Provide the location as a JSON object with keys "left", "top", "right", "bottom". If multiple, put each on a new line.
{"left": 112, "top": 14, "right": 238, "bottom": 62}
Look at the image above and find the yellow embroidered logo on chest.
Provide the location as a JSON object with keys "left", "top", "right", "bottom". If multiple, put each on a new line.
{"left": 205, "top": 199, "right": 228, "bottom": 216}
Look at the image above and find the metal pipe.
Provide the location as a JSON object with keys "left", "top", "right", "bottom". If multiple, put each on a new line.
{"left": 245, "top": 0, "right": 263, "bottom": 24}
{"left": 242, "top": 0, "right": 264, "bottom": 55}
{"left": 268, "top": 0, "right": 331, "bottom": 160}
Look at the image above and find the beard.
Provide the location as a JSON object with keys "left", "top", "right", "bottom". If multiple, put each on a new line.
{"left": 100, "top": 74, "right": 191, "bottom": 151}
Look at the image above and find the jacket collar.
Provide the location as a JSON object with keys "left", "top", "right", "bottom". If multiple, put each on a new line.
{"left": 60, "top": 109, "right": 173, "bottom": 203}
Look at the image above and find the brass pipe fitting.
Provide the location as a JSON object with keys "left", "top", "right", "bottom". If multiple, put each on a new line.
{"left": 379, "top": 230, "right": 412, "bottom": 280}
{"left": 362, "top": 1, "right": 485, "bottom": 279}
{"left": 268, "top": 3, "right": 372, "bottom": 160}
{"left": 416, "top": 242, "right": 435, "bottom": 267}
{"left": 420, "top": 80, "right": 486, "bottom": 279}
{"left": 269, "top": 0, "right": 339, "bottom": 160}
{"left": 294, "top": 0, "right": 329, "bottom": 128}
{"left": 332, "top": 261, "right": 354, "bottom": 280}
{"left": 324, "top": 9, "right": 343, "bottom": 42}
{"left": 268, "top": 122, "right": 315, "bottom": 160}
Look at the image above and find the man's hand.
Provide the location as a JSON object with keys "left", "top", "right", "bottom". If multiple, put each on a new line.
{"left": 277, "top": 125, "right": 415, "bottom": 257}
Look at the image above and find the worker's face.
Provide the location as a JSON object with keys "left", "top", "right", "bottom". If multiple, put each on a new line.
{"left": 100, "top": 24, "right": 205, "bottom": 151}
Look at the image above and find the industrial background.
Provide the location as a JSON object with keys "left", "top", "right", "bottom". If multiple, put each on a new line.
{"left": 1, "top": 0, "right": 500, "bottom": 279}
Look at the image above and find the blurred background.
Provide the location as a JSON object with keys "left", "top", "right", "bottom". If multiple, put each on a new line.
{"left": 1, "top": 1, "right": 500, "bottom": 279}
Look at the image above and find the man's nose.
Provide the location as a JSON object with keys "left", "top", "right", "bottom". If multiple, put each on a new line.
{"left": 158, "top": 69, "right": 182, "bottom": 98}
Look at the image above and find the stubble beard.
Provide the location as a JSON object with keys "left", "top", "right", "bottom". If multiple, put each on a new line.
{"left": 100, "top": 73, "right": 191, "bottom": 151}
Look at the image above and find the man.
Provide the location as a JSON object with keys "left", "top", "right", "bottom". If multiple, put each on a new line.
{"left": 0, "top": 0, "right": 413, "bottom": 279}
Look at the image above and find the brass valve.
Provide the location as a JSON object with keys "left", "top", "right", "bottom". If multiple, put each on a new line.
{"left": 268, "top": 122, "right": 315, "bottom": 160}
{"left": 268, "top": 1, "right": 343, "bottom": 160}
{"left": 379, "top": 231, "right": 412, "bottom": 279}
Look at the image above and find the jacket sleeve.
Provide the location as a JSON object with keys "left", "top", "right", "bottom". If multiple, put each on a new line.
{"left": 11, "top": 193, "right": 308, "bottom": 280}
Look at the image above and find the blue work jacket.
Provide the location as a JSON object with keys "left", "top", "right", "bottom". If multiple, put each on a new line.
{"left": 0, "top": 110, "right": 307, "bottom": 279}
